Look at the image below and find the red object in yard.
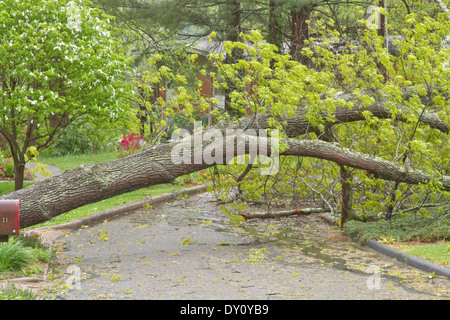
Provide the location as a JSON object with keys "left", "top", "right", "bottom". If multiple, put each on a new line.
{"left": 0, "top": 200, "right": 20, "bottom": 238}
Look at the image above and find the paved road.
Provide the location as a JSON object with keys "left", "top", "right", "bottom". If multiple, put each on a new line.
{"left": 51, "top": 192, "right": 449, "bottom": 300}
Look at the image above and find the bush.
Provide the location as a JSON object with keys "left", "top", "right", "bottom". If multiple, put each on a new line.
{"left": 0, "top": 239, "right": 31, "bottom": 272}
{"left": 48, "top": 120, "right": 94, "bottom": 156}
{"left": 116, "top": 132, "right": 144, "bottom": 158}
{"left": 0, "top": 157, "right": 15, "bottom": 178}
{"left": 345, "top": 213, "right": 450, "bottom": 244}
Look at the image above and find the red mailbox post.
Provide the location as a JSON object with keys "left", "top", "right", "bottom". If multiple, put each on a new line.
{"left": 0, "top": 200, "right": 20, "bottom": 243}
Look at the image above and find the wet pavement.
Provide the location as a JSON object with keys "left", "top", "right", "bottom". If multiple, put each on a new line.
{"left": 50, "top": 192, "right": 450, "bottom": 300}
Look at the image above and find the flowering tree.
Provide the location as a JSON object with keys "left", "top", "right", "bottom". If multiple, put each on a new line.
{"left": 0, "top": 0, "right": 133, "bottom": 190}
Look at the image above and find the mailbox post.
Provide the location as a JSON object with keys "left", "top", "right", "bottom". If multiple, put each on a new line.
{"left": 0, "top": 200, "right": 20, "bottom": 243}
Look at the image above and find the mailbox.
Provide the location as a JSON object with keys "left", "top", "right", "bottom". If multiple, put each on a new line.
{"left": 0, "top": 200, "right": 20, "bottom": 242}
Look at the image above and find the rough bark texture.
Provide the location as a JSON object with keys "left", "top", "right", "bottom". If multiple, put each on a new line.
{"left": 242, "top": 207, "right": 330, "bottom": 219}
{"left": 1, "top": 89, "right": 448, "bottom": 228}
{"left": 1, "top": 131, "right": 449, "bottom": 229}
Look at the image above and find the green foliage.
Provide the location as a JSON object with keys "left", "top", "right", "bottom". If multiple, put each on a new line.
{"left": 0, "top": 234, "right": 51, "bottom": 283}
{"left": 0, "top": 284, "right": 38, "bottom": 300}
{"left": 150, "top": 9, "right": 450, "bottom": 224}
{"left": 0, "top": 239, "right": 32, "bottom": 272}
{"left": 47, "top": 119, "right": 95, "bottom": 156}
{"left": 345, "top": 213, "right": 450, "bottom": 244}
{"left": 0, "top": 0, "right": 133, "bottom": 188}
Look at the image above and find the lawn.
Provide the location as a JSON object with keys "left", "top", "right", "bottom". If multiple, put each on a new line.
{"left": 345, "top": 213, "right": 450, "bottom": 268}
{"left": 37, "top": 152, "right": 118, "bottom": 172}
{"left": 394, "top": 242, "right": 450, "bottom": 268}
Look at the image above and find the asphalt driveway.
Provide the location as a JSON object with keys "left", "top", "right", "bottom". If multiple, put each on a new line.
{"left": 50, "top": 192, "right": 449, "bottom": 300}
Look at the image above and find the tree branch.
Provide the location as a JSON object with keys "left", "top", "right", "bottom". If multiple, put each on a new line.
{"left": 2, "top": 130, "right": 449, "bottom": 229}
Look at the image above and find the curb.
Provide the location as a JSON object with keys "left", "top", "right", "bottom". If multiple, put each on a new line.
{"left": 28, "top": 184, "right": 209, "bottom": 235}
{"left": 12, "top": 184, "right": 209, "bottom": 294}
{"left": 366, "top": 239, "right": 450, "bottom": 280}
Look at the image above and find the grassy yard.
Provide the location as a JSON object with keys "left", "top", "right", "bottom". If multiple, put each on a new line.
{"left": 394, "top": 242, "right": 450, "bottom": 268}
{"left": 37, "top": 152, "right": 118, "bottom": 172}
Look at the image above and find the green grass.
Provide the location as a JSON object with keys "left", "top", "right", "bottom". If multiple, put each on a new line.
{"left": 395, "top": 242, "right": 450, "bottom": 268}
{"left": 37, "top": 151, "right": 118, "bottom": 172}
{"left": 0, "top": 182, "right": 33, "bottom": 195}
{"left": 345, "top": 213, "right": 450, "bottom": 244}
{"left": 0, "top": 234, "right": 50, "bottom": 300}
{"left": 0, "top": 235, "right": 51, "bottom": 280}
{"left": 0, "top": 283, "right": 38, "bottom": 300}
{"left": 345, "top": 213, "right": 450, "bottom": 268}
{"left": 0, "top": 239, "right": 32, "bottom": 272}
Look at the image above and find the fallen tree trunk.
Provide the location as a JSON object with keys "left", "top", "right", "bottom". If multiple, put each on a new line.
{"left": 2, "top": 89, "right": 448, "bottom": 229}
{"left": 1, "top": 131, "right": 449, "bottom": 229}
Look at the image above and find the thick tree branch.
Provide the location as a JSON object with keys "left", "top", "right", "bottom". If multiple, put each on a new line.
{"left": 1, "top": 131, "right": 449, "bottom": 229}
{"left": 242, "top": 207, "right": 330, "bottom": 219}
{"left": 217, "top": 99, "right": 448, "bottom": 139}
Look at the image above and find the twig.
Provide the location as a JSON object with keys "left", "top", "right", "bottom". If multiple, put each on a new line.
{"left": 298, "top": 175, "right": 336, "bottom": 216}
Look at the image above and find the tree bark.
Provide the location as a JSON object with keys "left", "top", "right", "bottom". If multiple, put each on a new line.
{"left": 224, "top": 0, "right": 241, "bottom": 116}
{"left": 289, "top": 5, "right": 315, "bottom": 63}
{"left": 339, "top": 165, "right": 353, "bottom": 223}
{"left": 1, "top": 129, "right": 449, "bottom": 229}
{"left": 226, "top": 93, "right": 449, "bottom": 137}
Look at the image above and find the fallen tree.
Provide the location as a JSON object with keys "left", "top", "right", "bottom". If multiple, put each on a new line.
{"left": 2, "top": 19, "right": 450, "bottom": 229}
{"left": 1, "top": 125, "right": 448, "bottom": 228}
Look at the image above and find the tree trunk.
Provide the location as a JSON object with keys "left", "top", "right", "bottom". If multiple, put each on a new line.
{"left": 13, "top": 160, "right": 25, "bottom": 191}
{"left": 1, "top": 89, "right": 448, "bottom": 229}
{"left": 339, "top": 165, "right": 353, "bottom": 224}
{"left": 224, "top": 0, "right": 241, "bottom": 116}
{"left": 289, "top": 5, "right": 315, "bottom": 63}
{"left": 268, "top": 0, "right": 282, "bottom": 50}
{"left": 1, "top": 128, "right": 449, "bottom": 229}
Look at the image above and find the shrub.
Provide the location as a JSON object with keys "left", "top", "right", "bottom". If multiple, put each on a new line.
{"left": 345, "top": 213, "right": 450, "bottom": 244}
{"left": 49, "top": 120, "right": 93, "bottom": 156}
{"left": 0, "top": 239, "right": 31, "bottom": 272}
{"left": 0, "top": 157, "right": 15, "bottom": 178}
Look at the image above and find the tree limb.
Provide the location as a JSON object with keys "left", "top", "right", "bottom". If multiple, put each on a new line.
{"left": 2, "top": 131, "right": 449, "bottom": 229}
